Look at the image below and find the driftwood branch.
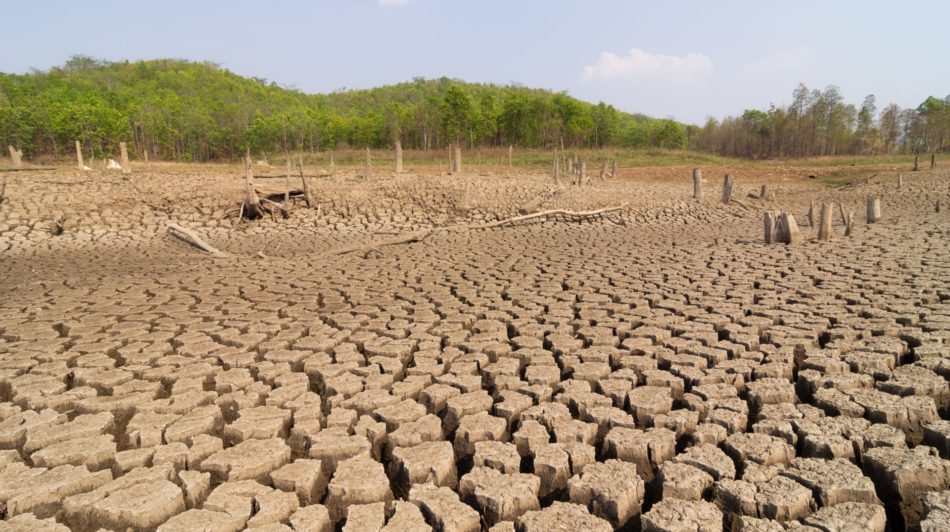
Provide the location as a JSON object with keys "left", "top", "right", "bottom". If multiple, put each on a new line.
{"left": 167, "top": 223, "right": 226, "bottom": 256}
{"left": 326, "top": 205, "right": 627, "bottom": 257}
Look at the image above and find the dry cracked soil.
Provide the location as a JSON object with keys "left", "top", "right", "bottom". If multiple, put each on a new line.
{"left": 0, "top": 161, "right": 949, "bottom": 531}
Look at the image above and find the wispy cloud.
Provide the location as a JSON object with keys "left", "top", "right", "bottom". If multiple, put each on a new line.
{"left": 743, "top": 46, "right": 813, "bottom": 76}
{"left": 582, "top": 48, "right": 713, "bottom": 84}
{"left": 378, "top": 0, "right": 409, "bottom": 6}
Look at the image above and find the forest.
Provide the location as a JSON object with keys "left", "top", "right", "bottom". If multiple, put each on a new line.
{"left": 0, "top": 57, "right": 682, "bottom": 162}
{"left": 0, "top": 56, "right": 947, "bottom": 162}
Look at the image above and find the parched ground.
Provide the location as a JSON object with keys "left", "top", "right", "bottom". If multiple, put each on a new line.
{"left": 1, "top": 161, "right": 949, "bottom": 531}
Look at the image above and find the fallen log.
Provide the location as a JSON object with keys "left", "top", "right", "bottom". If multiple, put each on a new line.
{"left": 167, "top": 223, "right": 226, "bottom": 256}
{"left": 326, "top": 205, "right": 628, "bottom": 256}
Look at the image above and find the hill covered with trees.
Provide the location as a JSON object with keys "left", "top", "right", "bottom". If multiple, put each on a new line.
{"left": 0, "top": 57, "right": 686, "bottom": 162}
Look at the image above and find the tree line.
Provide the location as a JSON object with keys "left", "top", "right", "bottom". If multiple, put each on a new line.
{"left": 0, "top": 57, "right": 688, "bottom": 162}
{"left": 690, "top": 84, "right": 950, "bottom": 158}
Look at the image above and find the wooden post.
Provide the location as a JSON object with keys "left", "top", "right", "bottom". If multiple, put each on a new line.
{"left": 722, "top": 173, "right": 733, "bottom": 204}
{"left": 845, "top": 211, "right": 855, "bottom": 236}
{"left": 692, "top": 168, "right": 702, "bottom": 200}
{"left": 764, "top": 211, "right": 778, "bottom": 244}
{"left": 75, "top": 140, "right": 84, "bottom": 170}
{"left": 119, "top": 142, "right": 130, "bottom": 174}
{"left": 508, "top": 145, "right": 513, "bottom": 167}
{"left": 913, "top": 154, "right": 920, "bottom": 171}
{"left": 365, "top": 147, "right": 372, "bottom": 170}
{"left": 932, "top": 154, "right": 937, "bottom": 169}
{"left": 807, "top": 200, "right": 815, "bottom": 227}
{"left": 897, "top": 173, "right": 903, "bottom": 188}
{"left": 867, "top": 196, "right": 881, "bottom": 223}
{"left": 817, "top": 202, "right": 833, "bottom": 241}
{"left": 7, "top": 146, "right": 22, "bottom": 168}
{"left": 395, "top": 139, "right": 403, "bottom": 173}
{"left": 776, "top": 213, "right": 802, "bottom": 244}
{"left": 553, "top": 152, "right": 559, "bottom": 186}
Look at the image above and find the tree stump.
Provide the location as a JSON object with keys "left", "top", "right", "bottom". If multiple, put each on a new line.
{"left": 297, "top": 153, "right": 315, "bottom": 208}
{"left": 7, "top": 146, "right": 22, "bottom": 168}
{"left": 867, "top": 196, "right": 881, "bottom": 223}
{"left": 395, "top": 140, "right": 404, "bottom": 173}
{"left": 453, "top": 145, "right": 462, "bottom": 173}
{"left": 897, "top": 173, "right": 903, "bottom": 188}
{"left": 508, "top": 145, "right": 513, "bottom": 167}
{"left": 914, "top": 155, "right": 920, "bottom": 172}
{"left": 932, "top": 154, "right": 937, "bottom": 169}
{"left": 611, "top": 159, "right": 617, "bottom": 178}
{"left": 776, "top": 213, "right": 802, "bottom": 244}
{"left": 845, "top": 211, "right": 855, "bottom": 236}
{"left": 759, "top": 184, "right": 773, "bottom": 200}
{"left": 578, "top": 161, "right": 586, "bottom": 187}
{"left": 838, "top": 203, "right": 847, "bottom": 225}
{"left": 807, "top": 200, "right": 815, "bottom": 227}
{"left": 817, "top": 202, "right": 833, "bottom": 241}
{"left": 0, "top": 179, "right": 5, "bottom": 205}
{"left": 693, "top": 168, "right": 702, "bottom": 200}
{"left": 75, "top": 140, "right": 84, "bottom": 170}
{"left": 329, "top": 151, "right": 335, "bottom": 172}
{"left": 764, "top": 211, "right": 778, "bottom": 244}
{"left": 243, "top": 156, "right": 265, "bottom": 220}
{"left": 600, "top": 160, "right": 607, "bottom": 180}
{"left": 365, "top": 147, "right": 372, "bottom": 170}
{"left": 119, "top": 142, "right": 131, "bottom": 174}
{"left": 722, "top": 174, "right": 733, "bottom": 204}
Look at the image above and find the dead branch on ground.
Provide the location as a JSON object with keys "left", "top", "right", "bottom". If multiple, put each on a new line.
{"left": 167, "top": 222, "right": 226, "bottom": 256}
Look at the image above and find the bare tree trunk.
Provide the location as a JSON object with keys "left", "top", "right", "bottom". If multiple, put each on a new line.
{"left": 932, "top": 154, "right": 937, "bottom": 169}
{"left": 365, "top": 147, "right": 372, "bottom": 170}
{"left": 867, "top": 196, "right": 881, "bottom": 223}
{"left": 243, "top": 155, "right": 264, "bottom": 219}
{"left": 553, "top": 150, "right": 559, "bottom": 187}
{"left": 913, "top": 154, "right": 920, "bottom": 171}
{"left": 75, "top": 140, "right": 84, "bottom": 170}
{"left": 611, "top": 159, "right": 617, "bottom": 178}
{"left": 119, "top": 142, "right": 131, "bottom": 174}
{"left": 722, "top": 173, "right": 734, "bottom": 204}
{"left": 395, "top": 140, "right": 403, "bottom": 173}
{"left": 453, "top": 144, "right": 462, "bottom": 173}
{"left": 817, "top": 202, "right": 832, "bottom": 241}
{"left": 692, "top": 168, "right": 702, "bottom": 200}
{"left": 297, "top": 153, "right": 315, "bottom": 208}
{"left": 508, "top": 145, "right": 513, "bottom": 167}
{"left": 7, "top": 146, "right": 22, "bottom": 168}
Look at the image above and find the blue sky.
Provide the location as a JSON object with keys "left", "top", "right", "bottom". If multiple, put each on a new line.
{"left": 2, "top": 0, "right": 947, "bottom": 124}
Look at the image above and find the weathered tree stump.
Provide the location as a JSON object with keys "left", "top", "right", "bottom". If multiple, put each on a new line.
{"left": 365, "top": 147, "right": 372, "bottom": 170}
{"left": 867, "top": 196, "right": 881, "bottom": 223}
{"left": 453, "top": 145, "right": 462, "bottom": 173}
{"left": 578, "top": 161, "right": 586, "bottom": 187}
{"left": 75, "top": 140, "right": 85, "bottom": 170}
{"left": 838, "top": 203, "right": 847, "bottom": 225}
{"left": 297, "top": 154, "right": 315, "bottom": 208}
{"left": 7, "top": 146, "right": 22, "bottom": 168}
{"left": 329, "top": 151, "right": 335, "bottom": 171}
{"left": 845, "top": 211, "right": 855, "bottom": 236}
{"left": 759, "top": 184, "right": 773, "bottom": 200}
{"left": 897, "top": 173, "right": 903, "bottom": 188}
{"left": 817, "top": 202, "right": 833, "bottom": 241}
{"left": 0, "top": 179, "right": 5, "bottom": 205}
{"left": 693, "top": 168, "right": 702, "bottom": 200}
{"left": 937, "top": 201, "right": 942, "bottom": 213}
{"left": 914, "top": 155, "right": 920, "bottom": 171}
{"left": 722, "top": 174, "right": 733, "bottom": 204}
{"left": 764, "top": 211, "right": 778, "bottom": 244}
{"left": 395, "top": 140, "right": 403, "bottom": 173}
{"left": 776, "top": 213, "right": 802, "bottom": 244}
{"left": 932, "top": 154, "right": 937, "bottom": 169}
{"left": 119, "top": 142, "right": 130, "bottom": 174}
{"left": 242, "top": 156, "right": 265, "bottom": 220}
{"left": 600, "top": 160, "right": 607, "bottom": 180}
{"left": 807, "top": 200, "right": 815, "bottom": 227}
{"left": 508, "top": 145, "right": 513, "bottom": 167}
{"left": 611, "top": 159, "right": 617, "bottom": 178}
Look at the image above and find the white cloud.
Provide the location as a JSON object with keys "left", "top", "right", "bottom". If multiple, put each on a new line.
{"left": 378, "top": 0, "right": 408, "bottom": 6}
{"left": 743, "top": 46, "right": 813, "bottom": 76}
{"left": 581, "top": 48, "right": 713, "bottom": 84}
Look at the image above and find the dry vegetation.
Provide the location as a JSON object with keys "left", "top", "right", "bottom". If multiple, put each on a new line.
{"left": 0, "top": 154, "right": 949, "bottom": 531}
